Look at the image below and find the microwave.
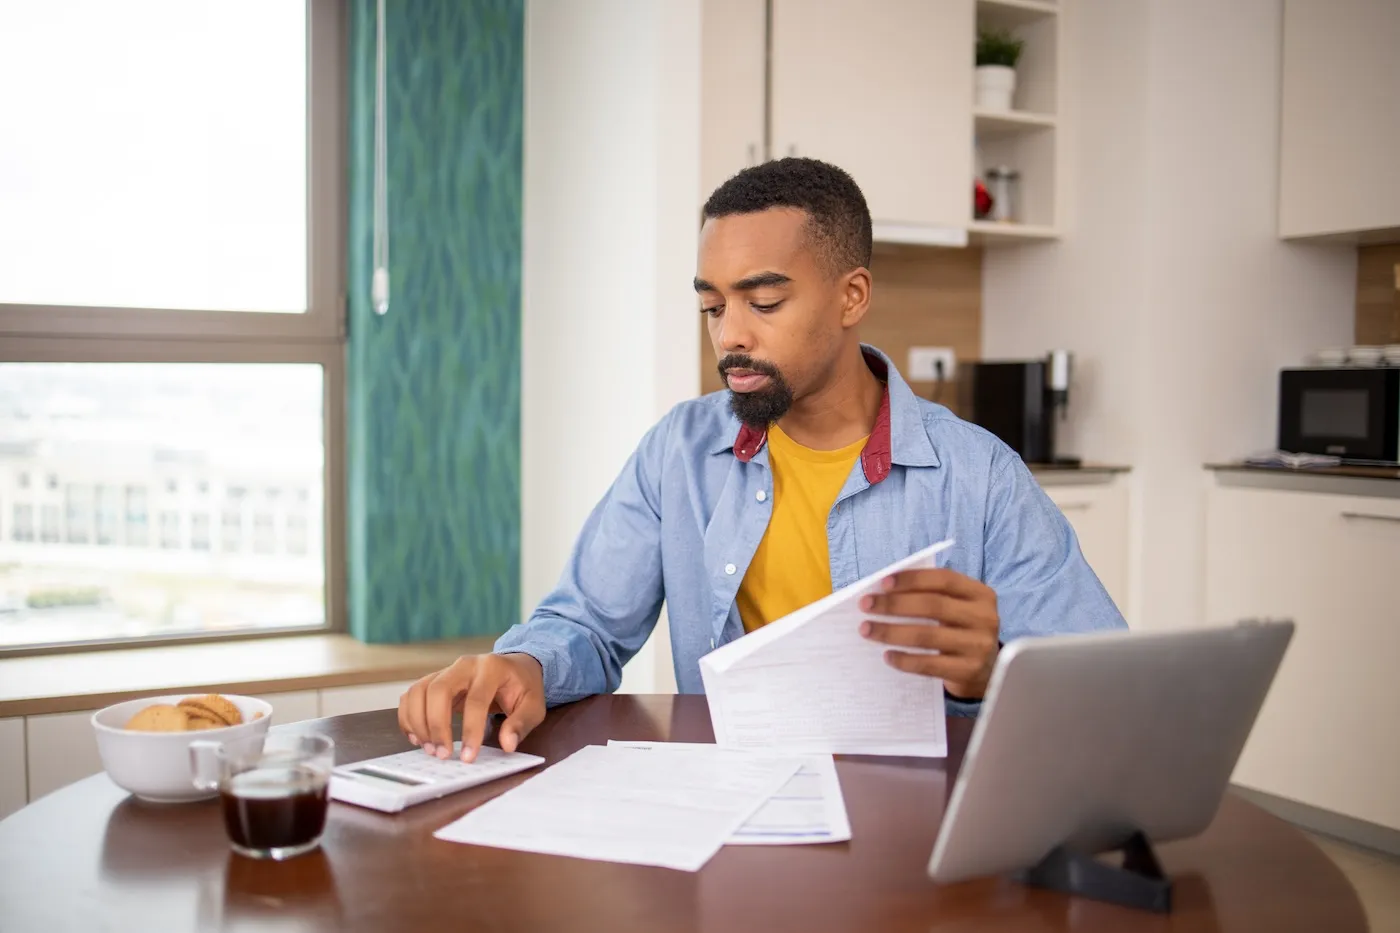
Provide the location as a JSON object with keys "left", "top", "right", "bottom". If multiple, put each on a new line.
{"left": 1278, "top": 367, "right": 1400, "bottom": 463}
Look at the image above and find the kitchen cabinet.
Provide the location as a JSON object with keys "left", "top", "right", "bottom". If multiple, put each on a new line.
{"left": 699, "top": 0, "right": 1066, "bottom": 242}
{"left": 1206, "top": 481, "right": 1400, "bottom": 832}
{"left": 700, "top": 0, "right": 766, "bottom": 198}
{"left": 0, "top": 718, "right": 25, "bottom": 820}
{"left": 1278, "top": 0, "right": 1400, "bottom": 242}
{"left": 319, "top": 682, "right": 413, "bottom": 718}
{"left": 251, "top": 690, "right": 320, "bottom": 725}
{"left": 26, "top": 709, "right": 104, "bottom": 803}
{"left": 769, "top": 0, "right": 973, "bottom": 231}
{"left": 1040, "top": 475, "right": 1130, "bottom": 615}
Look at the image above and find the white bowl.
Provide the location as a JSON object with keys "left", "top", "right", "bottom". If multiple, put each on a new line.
{"left": 91, "top": 694, "right": 273, "bottom": 803}
{"left": 1316, "top": 348, "right": 1347, "bottom": 366}
{"left": 1348, "top": 346, "right": 1383, "bottom": 366}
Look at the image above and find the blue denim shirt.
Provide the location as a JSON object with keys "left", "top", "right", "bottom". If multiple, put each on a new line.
{"left": 495, "top": 346, "right": 1126, "bottom": 716}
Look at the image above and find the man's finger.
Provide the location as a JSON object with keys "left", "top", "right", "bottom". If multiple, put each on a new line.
{"left": 425, "top": 663, "right": 471, "bottom": 757}
{"left": 459, "top": 665, "right": 506, "bottom": 762}
{"left": 860, "top": 619, "right": 984, "bottom": 654}
{"left": 883, "top": 649, "right": 977, "bottom": 681}
{"left": 498, "top": 691, "right": 546, "bottom": 753}
{"left": 860, "top": 591, "right": 991, "bottom": 628}
{"left": 882, "top": 568, "right": 991, "bottom": 601}
{"left": 400, "top": 675, "right": 435, "bottom": 749}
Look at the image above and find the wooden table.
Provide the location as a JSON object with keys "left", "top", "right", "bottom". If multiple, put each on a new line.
{"left": 0, "top": 695, "right": 1367, "bottom": 932}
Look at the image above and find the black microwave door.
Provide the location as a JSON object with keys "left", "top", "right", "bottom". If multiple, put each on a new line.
{"left": 1278, "top": 369, "right": 1399, "bottom": 460}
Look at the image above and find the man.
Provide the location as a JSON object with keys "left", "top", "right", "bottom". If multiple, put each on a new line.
{"left": 399, "top": 158, "right": 1125, "bottom": 762}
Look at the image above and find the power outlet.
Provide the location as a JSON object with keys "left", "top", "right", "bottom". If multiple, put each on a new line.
{"left": 907, "top": 347, "right": 956, "bottom": 382}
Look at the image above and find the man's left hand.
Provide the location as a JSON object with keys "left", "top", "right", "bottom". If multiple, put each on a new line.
{"left": 859, "top": 569, "right": 1000, "bottom": 700}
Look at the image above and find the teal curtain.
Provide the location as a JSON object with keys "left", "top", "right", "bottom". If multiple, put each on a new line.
{"left": 346, "top": 0, "right": 523, "bottom": 642}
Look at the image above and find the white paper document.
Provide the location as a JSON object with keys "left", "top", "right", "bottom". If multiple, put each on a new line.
{"left": 700, "top": 539, "right": 954, "bottom": 758}
{"left": 433, "top": 744, "right": 802, "bottom": 871}
{"left": 609, "top": 741, "right": 851, "bottom": 845}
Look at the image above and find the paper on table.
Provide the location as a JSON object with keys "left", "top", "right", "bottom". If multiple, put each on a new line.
{"left": 608, "top": 741, "right": 850, "bottom": 845}
{"left": 700, "top": 540, "right": 954, "bottom": 758}
{"left": 432, "top": 744, "right": 802, "bottom": 872}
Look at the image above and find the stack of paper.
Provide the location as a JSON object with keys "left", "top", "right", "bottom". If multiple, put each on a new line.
{"left": 609, "top": 741, "right": 850, "bottom": 845}
{"left": 433, "top": 744, "right": 802, "bottom": 871}
{"left": 699, "top": 540, "right": 954, "bottom": 758}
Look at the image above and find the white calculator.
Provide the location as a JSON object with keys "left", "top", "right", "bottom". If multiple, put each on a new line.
{"left": 328, "top": 744, "right": 545, "bottom": 813}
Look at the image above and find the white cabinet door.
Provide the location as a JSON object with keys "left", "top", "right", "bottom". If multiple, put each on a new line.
{"left": 252, "top": 690, "right": 320, "bottom": 726}
{"left": 0, "top": 718, "right": 26, "bottom": 819}
{"left": 1207, "top": 485, "right": 1400, "bottom": 831}
{"left": 25, "top": 709, "right": 102, "bottom": 802}
{"left": 770, "top": 0, "right": 973, "bottom": 229}
{"left": 701, "top": 0, "right": 766, "bottom": 199}
{"left": 1279, "top": 0, "right": 1400, "bottom": 238}
{"left": 1041, "top": 480, "right": 1129, "bottom": 615}
{"left": 319, "top": 682, "right": 413, "bottom": 718}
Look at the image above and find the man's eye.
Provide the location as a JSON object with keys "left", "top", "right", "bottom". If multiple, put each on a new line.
{"left": 701, "top": 305, "right": 723, "bottom": 317}
{"left": 751, "top": 302, "right": 781, "bottom": 313}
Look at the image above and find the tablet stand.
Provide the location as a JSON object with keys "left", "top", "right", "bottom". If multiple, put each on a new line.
{"left": 1012, "top": 831, "right": 1172, "bottom": 913}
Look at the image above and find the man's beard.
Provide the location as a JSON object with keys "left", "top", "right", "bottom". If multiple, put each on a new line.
{"left": 718, "top": 353, "right": 795, "bottom": 427}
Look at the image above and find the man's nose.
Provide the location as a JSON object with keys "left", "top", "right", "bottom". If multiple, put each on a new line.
{"left": 718, "top": 308, "right": 754, "bottom": 355}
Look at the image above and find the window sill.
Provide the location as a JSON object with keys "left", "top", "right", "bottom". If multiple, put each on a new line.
{"left": 0, "top": 633, "right": 495, "bottom": 718}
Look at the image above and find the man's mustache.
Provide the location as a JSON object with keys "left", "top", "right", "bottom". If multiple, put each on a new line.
{"left": 717, "top": 354, "right": 781, "bottom": 379}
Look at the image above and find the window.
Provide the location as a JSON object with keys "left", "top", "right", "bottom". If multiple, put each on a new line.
{"left": 125, "top": 486, "right": 149, "bottom": 548}
{"left": 96, "top": 485, "right": 120, "bottom": 546}
{"left": 221, "top": 508, "right": 244, "bottom": 554}
{"left": 286, "top": 513, "right": 309, "bottom": 556}
{"left": 0, "top": 1, "right": 344, "bottom": 652}
{"left": 65, "top": 485, "right": 91, "bottom": 545}
{"left": 253, "top": 514, "right": 277, "bottom": 555}
{"left": 191, "top": 514, "right": 212, "bottom": 552}
{"left": 12, "top": 505, "right": 34, "bottom": 543}
{"left": 40, "top": 505, "right": 60, "bottom": 544}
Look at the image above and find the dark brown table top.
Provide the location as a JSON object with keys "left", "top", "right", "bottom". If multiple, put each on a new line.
{"left": 0, "top": 694, "right": 1367, "bottom": 932}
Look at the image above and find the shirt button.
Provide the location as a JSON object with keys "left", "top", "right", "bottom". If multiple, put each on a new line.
{"left": 724, "top": 563, "right": 736, "bottom": 575}
{"left": 756, "top": 490, "right": 768, "bottom": 502}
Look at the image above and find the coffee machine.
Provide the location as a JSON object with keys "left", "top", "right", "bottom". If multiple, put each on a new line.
{"left": 965, "top": 351, "right": 1079, "bottom": 466}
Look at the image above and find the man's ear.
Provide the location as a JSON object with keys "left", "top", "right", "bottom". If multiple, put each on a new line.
{"left": 840, "top": 267, "right": 872, "bottom": 329}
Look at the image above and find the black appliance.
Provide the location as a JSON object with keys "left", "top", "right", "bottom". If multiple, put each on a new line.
{"left": 967, "top": 352, "right": 1076, "bottom": 465}
{"left": 1278, "top": 367, "right": 1400, "bottom": 463}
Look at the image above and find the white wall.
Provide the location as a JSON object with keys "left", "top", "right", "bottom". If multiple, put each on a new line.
{"left": 521, "top": 0, "right": 700, "bottom": 692}
{"left": 983, "top": 0, "right": 1356, "bottom": 631}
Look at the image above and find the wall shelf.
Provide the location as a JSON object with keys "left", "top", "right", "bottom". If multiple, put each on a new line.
{"left": 976, "top": 0, "right": 1059, "bottom": 32}
{"left": 974, "top": 108, "right": 1056, "bottom": 138}
{"left": 968, "top": 220, "right": 1059, "bottom": 244}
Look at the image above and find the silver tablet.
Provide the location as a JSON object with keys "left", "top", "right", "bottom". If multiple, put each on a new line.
{"left": 928, "top": 620, "right": 1294, "bottom": 887}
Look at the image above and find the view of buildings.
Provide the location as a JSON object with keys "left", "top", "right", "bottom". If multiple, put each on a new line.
{"left": 0, "top": 362, "right": 325, "bottom": 647}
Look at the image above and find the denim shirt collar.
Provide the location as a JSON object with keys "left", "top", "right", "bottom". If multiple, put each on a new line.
{"left": 708, "top": 344, "right": 941, "bottom": 481}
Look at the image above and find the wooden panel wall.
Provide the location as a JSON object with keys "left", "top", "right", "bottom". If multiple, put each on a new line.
{"left": 1355, "top": 244, "right": 1400, "bottom": 344}
{"left": 698, "top": 244, "right": 984, "bottom": 414}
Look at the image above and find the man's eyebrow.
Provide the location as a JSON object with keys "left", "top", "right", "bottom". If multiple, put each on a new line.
{"left": 693, "top": 277, "right": 718, "bottom": 293}
{"left": 733, "top": 271, "right": 792, "bottom": 291}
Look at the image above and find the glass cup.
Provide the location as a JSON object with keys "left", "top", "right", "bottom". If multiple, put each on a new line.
{"left": 190, "top": 733, "right": 335, "bottom": 861}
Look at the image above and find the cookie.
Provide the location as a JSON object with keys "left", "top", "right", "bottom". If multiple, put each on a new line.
{"left": 178, "top": 695, "right": 243, "bottom": 727}
{"left": 125, "top": 704, "right": 191, "bottom": 732}
{"left": 185, "top": 715, "right": 222, "bottom": 731}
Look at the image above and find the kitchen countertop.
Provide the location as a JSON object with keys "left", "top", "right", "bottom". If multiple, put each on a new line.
{"left": 1206, "top": 462, "right": 1400, "bottom": 481}
{"left": 1026, "top": 462, "right": 1131, "bottom": 475}
{"left": 0, "top": 633, "right": 494, "bottom": 718}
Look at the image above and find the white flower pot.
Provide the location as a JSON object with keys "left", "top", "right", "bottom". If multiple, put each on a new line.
{"left": 975, "top": 65, "right": 1017, "bottom": 111}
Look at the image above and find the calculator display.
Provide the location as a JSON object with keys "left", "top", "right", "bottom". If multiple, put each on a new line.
{"left": 349, "top": 766, "right": 429, "bottom": 786}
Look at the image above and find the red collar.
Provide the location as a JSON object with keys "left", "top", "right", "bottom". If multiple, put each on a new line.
{"left": 731, "top": 351, "right": 894, "bottom": 485}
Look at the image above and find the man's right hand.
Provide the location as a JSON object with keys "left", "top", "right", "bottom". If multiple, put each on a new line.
{"left": 397, "top": 652, "right": 546, "bottom": 762}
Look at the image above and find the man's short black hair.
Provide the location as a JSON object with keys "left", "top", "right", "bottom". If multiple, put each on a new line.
{"left": 702, "top": 157, "right": 873, "bottom": 275}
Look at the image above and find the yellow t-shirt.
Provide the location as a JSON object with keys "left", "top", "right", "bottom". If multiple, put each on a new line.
{"left": 736, "top": 424, "right": 867, "bottom": 632}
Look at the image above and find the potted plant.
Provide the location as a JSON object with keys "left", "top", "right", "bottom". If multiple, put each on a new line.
{"left": 975, "top": 28, "right": 1024, "bottom": 111}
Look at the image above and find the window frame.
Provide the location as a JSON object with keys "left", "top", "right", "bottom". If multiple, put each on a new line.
{"left": 0, "top": 0, "right": 347, "bottom": 657}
